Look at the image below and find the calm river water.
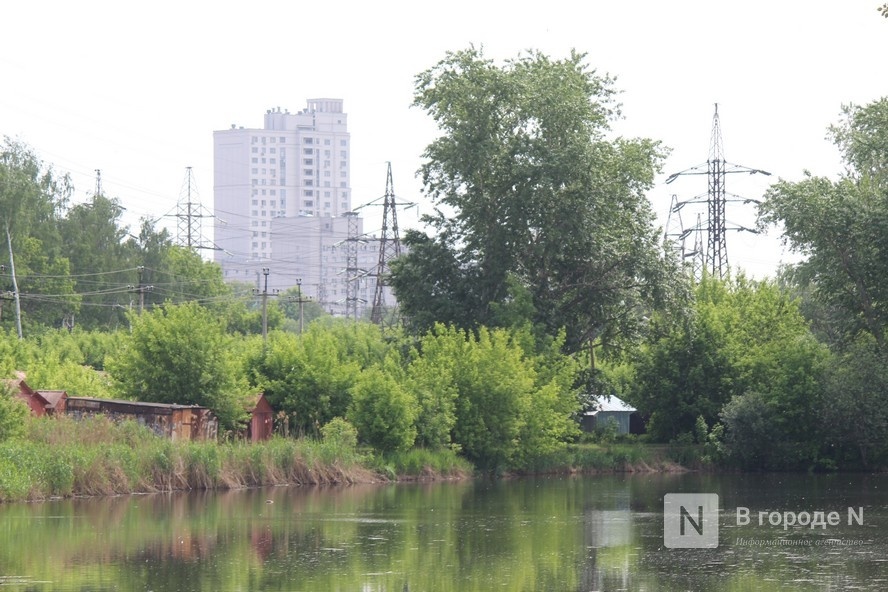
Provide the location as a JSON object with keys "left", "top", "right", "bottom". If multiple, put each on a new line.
{"left": 1, "top": 473, "right": 887, "bottom": 591}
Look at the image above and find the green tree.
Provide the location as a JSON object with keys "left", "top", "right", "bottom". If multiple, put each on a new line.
{"left": 58, "top": 193, "right": 136, "bottom": 330}
{"left": 348, "top": 359, "right": 417, "bottom": 453}
{"left": 759, "top": 98, "right": 888, "bottom": 352}
{"left": 405, "top": 326, "right": 462, "bottom": 449}
{"left": 390, "top": 47, "right": 679, "bottom": 355}
{"left": 631, "top": 275, "right": 826, "bottom": 449}
{"left": 0, "top": 139, "right": 76, "bottom": 332}
{"left": 251, "top": 322, "right": 389, "bottom": 435}
{"left": 106, "top": 302, "right": 247, "bottom": 430}
{"left": 822, "top": 334, "right": 888, "bottom": 468}
{"left": 0, "top": 382, "right": 28, "bottom": 441}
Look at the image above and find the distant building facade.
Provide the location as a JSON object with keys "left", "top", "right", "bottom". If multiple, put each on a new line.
{"left": 213, "top": 99, "right": 387, "bottom": 317}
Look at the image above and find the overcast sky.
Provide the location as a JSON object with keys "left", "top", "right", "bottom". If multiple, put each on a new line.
{"left": 1, "top": 1, "right": 885, "bottom": 278}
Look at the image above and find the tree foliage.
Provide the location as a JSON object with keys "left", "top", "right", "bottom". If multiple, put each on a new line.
{"left": 759, "top": 98, "right": 888, "bottom": 352}
{"left": 107, "top": 302, "right": 247, "bottom": 430}
{"left": 349, "top": 358, "right": 417, "bottom": 453}
{"left": 0, "top": 382, "right": 28, "bottom": 441}
{"left": 630, "top": 275, "right": 828, "bottom": 451}
{"left": 390, "top": 47, "right": 679, "bottom": 354}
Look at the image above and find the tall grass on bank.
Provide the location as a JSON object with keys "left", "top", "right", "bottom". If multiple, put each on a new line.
{"left": 0, "top": 416, "right": 377, "bottom": 503}
{"left": 516, "top": 442, "right": 689, "bottom": 474}
{"left": 368, "top": 447, "right": 474, "bottom": 481}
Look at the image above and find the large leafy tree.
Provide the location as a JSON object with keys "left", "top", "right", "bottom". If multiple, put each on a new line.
{"left": 390, "top": 48, "right": 679, "bottom": 355}
{"left": 58, "top": 193, "right": 138, "bottom": 330}
{"left": 107, "top": 302, "right": 248, "bottom": 430}
{"left": 0, "top": 139, "right": 76, "bottom": 331}
{"left": 630, "top": 275, "right": 827, "bottom": 452}
{"left": 759, "top": 98, "right": 888, "bottom": 352}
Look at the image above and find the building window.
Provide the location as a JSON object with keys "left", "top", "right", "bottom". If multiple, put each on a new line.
{"left": 305, "top": 137, "right": 313, "bottom": 144}
{"left": 252, "top": 179, "right": 258, "bottom": 186}
{"left": 270, "top": 158, "right": 276, "bottom": 164}
{"left": 303, "top": 158, "right": 313, "bottom": 165}
{"left": 340, "top": 169, "right": 347, "bottom": 177}
{"left": 340, "top": 151, "right": 346, "bottom": 159}
{"left": 251, "top": 157, "right": 258, "bottom": 164}
{"left": 270, "top": 148, "right": 276, "bottom": 154}
{"left": 303, "top": 148, "right": 313, "bottom": 155}
{"left": 251, "top": 147, "right": 258, "bottom": 153}
{"left": 304, "top": 169, "right": 313, "bottom": 176}
{"left": 304, "top": 190, "right": 313, "bottom": 196}
{"left": 324, "top": 181, "right": 331, "bottom": 187}
{"left": 252, "top": 242, "right": 258, "bottom": 248}
{"left": 252, "top": 168, "right": 258, "bottom": 174}
{"left": 305, "top": 179, "right": 313, "bottom": 187}
{"left": 252, "top": 210, "right": 258, "bottom": 216}
{"left": 340, "top": 182, "right": 346, "bottom": 187}
{"left": 324, "top": 202, "right": 331, "bottom": 209}
{"left": 261, "top": 210, "right": 267, "bottom": 217}
{"left": 251, "top": 221, "right": 258, "bottom": 227}
{"left": 261, "top": 137, "right": 266, "bottom": 144}
{"left": 303, "top": 200, "right": 314, "bottom": 207}
{"left": 261, "top": 189, "right": 266, "bottom": 195}
{"left": 261, "top": 221, "right": 267, "bottom": 227}
{"left": 280, "top": 136, "right": 286, "bottom": 143}
{"left": 324, "top": 191, "right": 331, "bottom": 198}
{"left": 252, "top": 199, "right": 258, "bottom": 206}
{"left": 324, "top": 170, "right": 331, "bottom": 177}
{"left": 324, "top": 139, "right": 331, "bottom": 145}
{"left": 270, "top": 200, "right": 276, "bottom": 207}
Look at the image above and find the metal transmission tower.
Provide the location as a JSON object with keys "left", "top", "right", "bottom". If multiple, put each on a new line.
{"left": 664, "top": 194, "right": 706, "bottom": 279}
{"left": 370, "top": 163, "right": 405, "bottom": 325}
{"left": 342, "top": 211, "right": 365, "bottom": 321}
{"left": 665, "top": 104, "right": 771, "bottom": 279}
{"left": 176, "top": 167, "right": 218, "bottom": 251}
{"left": 94, "top": 169, "right": 103, "bottom": 196}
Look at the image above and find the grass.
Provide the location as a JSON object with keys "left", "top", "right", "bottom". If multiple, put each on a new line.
{"left": 0, "top": 416, "right": 471, "bottom": 503}
{"left": 514, "top": 441, "right": 690, "bottom": 474}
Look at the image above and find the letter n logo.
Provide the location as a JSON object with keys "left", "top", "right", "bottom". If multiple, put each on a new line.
{"left": 664, "top": 493, "right": 719, "bottom": 548}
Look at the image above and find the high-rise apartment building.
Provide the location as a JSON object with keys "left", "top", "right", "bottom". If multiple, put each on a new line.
{"left": 214, "top": 99, "right": 382, "bottom": 317}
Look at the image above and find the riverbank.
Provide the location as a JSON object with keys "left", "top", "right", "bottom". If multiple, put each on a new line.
{"left": 0, "top": 416, "right": 476, "bottom": 502}
{"left": 0, "top": 417, "right": 697, "bottom": 503}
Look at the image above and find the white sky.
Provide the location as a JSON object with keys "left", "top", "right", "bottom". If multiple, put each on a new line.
{"left": 1, "top": 1, "right": 885, "bottom": 278}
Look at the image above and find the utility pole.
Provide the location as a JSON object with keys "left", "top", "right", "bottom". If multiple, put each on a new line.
{"left": 665, "top": 104, "right": 770, "bottom": 280}
{"left": 292, "top": 277, "right": 312, "bottom": 334}
{"left": 5, "top": 224, "right": 23, "bottom": 339}
{"left": 253, "top": 267, "right": 275, "bottom": 345}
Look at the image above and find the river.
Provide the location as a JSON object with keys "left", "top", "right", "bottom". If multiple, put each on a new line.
{"left": 1, "top": 473, "right": 886, "bottom": 591}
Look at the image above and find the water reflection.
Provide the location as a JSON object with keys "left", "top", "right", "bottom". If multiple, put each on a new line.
{"left": 0, "top": 474, "right": 887, "bottom": 590}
